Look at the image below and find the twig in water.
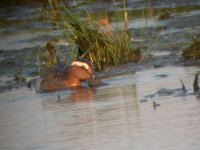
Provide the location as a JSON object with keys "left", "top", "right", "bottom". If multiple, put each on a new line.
{"left": 179, "top": 79, "right": 187, "bottom": 92}
{"left": 193, "top": 73, "right": 199, "bottom": 92}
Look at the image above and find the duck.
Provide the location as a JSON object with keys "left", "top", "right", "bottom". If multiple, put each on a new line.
{"left": 39, "top": 59, "right": 97, "bottom": 92}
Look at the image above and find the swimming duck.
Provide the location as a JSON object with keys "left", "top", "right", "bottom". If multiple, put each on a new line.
{"left": 39, "top": 59, "right": 97, "bottom": 92}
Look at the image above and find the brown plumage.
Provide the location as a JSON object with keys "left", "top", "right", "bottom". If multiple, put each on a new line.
{"left": 39, "top": 60, "right": 96, "bottom": 92}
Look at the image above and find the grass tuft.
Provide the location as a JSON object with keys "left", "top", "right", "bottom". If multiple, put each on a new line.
{"left": 44, "top": 1, "right": 141, "bottom": 70}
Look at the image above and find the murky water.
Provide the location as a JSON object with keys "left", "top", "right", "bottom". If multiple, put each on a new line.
{"left": 0, "top": 0, "right": 200, "bottom": 150}
{"left": 0, "top": 66, "right": 200, "bottom": 150}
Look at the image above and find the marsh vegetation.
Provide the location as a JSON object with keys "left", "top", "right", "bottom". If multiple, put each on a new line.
{"left": 39, "top": 0, "right": 141, "bottom": 71}
{"left": 182, "top": 39, "right": 200, "bottom": 60}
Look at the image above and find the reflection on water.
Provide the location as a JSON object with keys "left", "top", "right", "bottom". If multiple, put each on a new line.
{"left": 0, "top": 66, "right": 200, "bottom": 150}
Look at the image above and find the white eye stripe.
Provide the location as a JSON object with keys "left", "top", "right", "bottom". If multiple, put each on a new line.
{"left": 71, "top": 61, "right": 91, "bottom": 72}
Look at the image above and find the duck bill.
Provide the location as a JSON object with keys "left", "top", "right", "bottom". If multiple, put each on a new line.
{"left": 90, "top": 71, "right": 96, "bottom": 80}
{"left": 92, "top": 74, "right": 96, "bottom": 79}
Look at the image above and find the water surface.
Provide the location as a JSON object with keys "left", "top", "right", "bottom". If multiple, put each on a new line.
{"left": 0, "top": 1, "right": 200, "bottom": 150}
{"left": 0, "top": 66, "right": 200, "bottom": 150}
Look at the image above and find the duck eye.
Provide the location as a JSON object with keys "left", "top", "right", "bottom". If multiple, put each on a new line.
{"left": 81, "top": 66, "right": 91, "bottom": 72}
{"left": 86, "top": 68, "right": 92, "bottom": 73}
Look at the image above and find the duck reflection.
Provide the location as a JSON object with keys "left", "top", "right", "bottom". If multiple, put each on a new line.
{"left": 42, "top": 87, "right": 97, "bottom": 110}
{"left": 67, "top": 87, "right": 96, "bottom": 102}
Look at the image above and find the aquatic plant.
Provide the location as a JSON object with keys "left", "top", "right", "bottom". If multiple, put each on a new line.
{"left": 158, "top": 12, "right": 171, "bottom": 20}
{"left": 182, "top": 39, "right": 200, "bottom": 60}
{"left": 44, "top": 38, "right": 59, "bottom": 68}
{"left": 42, "top": 1, "right": 141, "bottom": 70}
{"left": 14, "top": 38, "right": 61, "bottom": 82}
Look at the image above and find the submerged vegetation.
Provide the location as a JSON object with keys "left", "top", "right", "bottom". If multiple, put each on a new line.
{"left": 182, "top": 39, "right": 200, "bottom": 60}
{"left": 158, "top": 12, "right": 171, "bottom": 20}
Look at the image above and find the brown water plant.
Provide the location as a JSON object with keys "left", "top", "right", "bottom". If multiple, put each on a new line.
{"left": 44, "top": 38, "right": 59, "bottom": 68}
{"left": 182, "top": 39, "right": 200, "bottom": 60}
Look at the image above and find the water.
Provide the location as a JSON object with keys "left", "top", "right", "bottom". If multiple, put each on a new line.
{"left": 0, "top": 66, "right": 200, "bottom": 150}
{"left": 0, "top": 1, "right": 200, "bottom": 150}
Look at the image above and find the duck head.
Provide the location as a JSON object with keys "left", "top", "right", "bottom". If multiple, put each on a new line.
{"left": 69, "top": 59, "right": 96, "bottom": 82}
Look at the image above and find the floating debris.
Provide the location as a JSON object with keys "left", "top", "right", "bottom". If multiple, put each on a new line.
{"left": 145, "top": 88, "right": 177, "bottom": 98}
{"left": 154, "top": 74, "right": 169, "bottom": 79}
{"left": 153, "top": 101, "right": 160, "bottom": 110}
{"left": 57, "top": 94, "right": 60, "bottom": 100}
{"left": 180, "top": 79, "right": 187, "bottom": 93}
{"left": 27, "top": 82, "right": 32, "bottom": 89}
{"left": 144, "top": 73, "right": 200, "bottom": 100}
{"left": 193, "top": 73, "right": 199, "bottom": 92}
{"left": 139, "top": 99, "right": 148, "bottom": 103}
